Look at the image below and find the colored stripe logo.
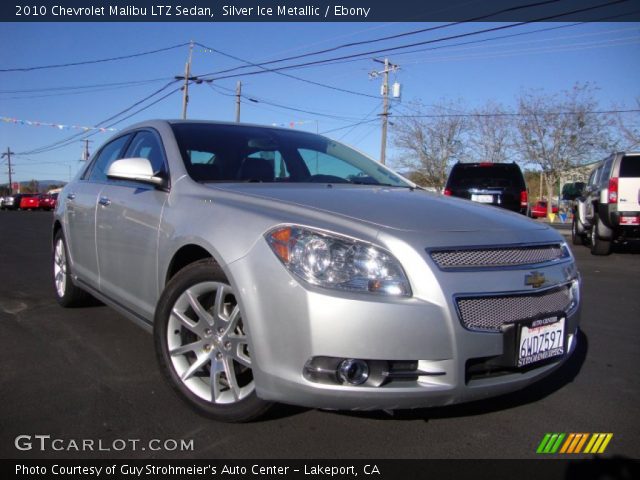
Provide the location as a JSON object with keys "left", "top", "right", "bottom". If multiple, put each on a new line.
{"left": 536, "top": 433, "right": 613, "bottom": 454}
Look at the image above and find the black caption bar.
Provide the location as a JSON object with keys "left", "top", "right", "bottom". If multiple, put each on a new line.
{"left": 2, "top": 0, "right": 639, "bottom": 22}
{"left": 4, "top": 459, "right": 640, "bottom": 480}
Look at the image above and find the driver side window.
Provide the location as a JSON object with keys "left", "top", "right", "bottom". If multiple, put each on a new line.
{"left": 125, "top": 131, "right": 167, "bottom": 176}
{"left": 87, "top": 135, "right": 132, "bottom": 183}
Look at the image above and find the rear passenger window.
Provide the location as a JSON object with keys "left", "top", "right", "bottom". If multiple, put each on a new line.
{"left": 619, "top": 156, "right": 640, "bottom": 177}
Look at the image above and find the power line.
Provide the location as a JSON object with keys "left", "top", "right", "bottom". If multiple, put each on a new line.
{"left": 1, "top": 81, "right": 175, "bottom": 101}
{"left": 321, "top": 118, "right": 380, "bottom": 135}
{"left": 258, "top": 10, "right": 639, "bottom": 72}
{"left": 338, "top": 102, "right": 384, "bottom": 140}
{"left": 199, "top": 0, "right": 630, "bottom": 81}
{"left": 351, "top": 124, "right": 381, "bottom": 147}
{"left": 399, "top": 36, "right": 640, "bottom": 66}
{"left": 17, "top": 80, "right": 180, "bottom": 155}
{"left": 206, "top": 83, "right": 363, "bottom": 121}
{"left": 195, "top": 42, "right": 380, "bottom": 99}
{"left": 37, "top": 86, "right": 182, "bottom": 155}
{"left": 15, "top": 87, "right": 182, "bottom": 158}
{"left": 199, "top": 0, "right": 563, "bottom": 77}
{"left": 383, "top": 14, "right": 640, "bottom": 64}
{"left": 0, "top": 43, "right": 190, "bottom": 73}
{"left": 0, "top": 77, "right": 172, "bottom": 94}
{"left": 103, "top": 87, "right": 182, "bottom": 129}
{"left": 400, "top": 23, "right": 640, "bottom": 59}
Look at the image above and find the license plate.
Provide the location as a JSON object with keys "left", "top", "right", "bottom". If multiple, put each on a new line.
{"left": 517, "top": 317, "right": 565, "bottom": 367}
{"left": 620, "top": 216, "right": 639, "bottom": 225}
{"left": 471, "top": 194, "right": 493, "bottom": 203}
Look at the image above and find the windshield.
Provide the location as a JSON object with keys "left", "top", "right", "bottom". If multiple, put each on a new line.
{"left": 171, "top": 123, "right": 409, "bottom": 187}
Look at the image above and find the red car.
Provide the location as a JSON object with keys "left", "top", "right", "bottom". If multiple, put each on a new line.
{"left": 39, "top": 193, "right": 58, "bottom": 211}
{"left": 530, "top": 201, "right": 559, "bottom": 218}
{"left": 19, "top": 194, "right": 40, "bottom": 210}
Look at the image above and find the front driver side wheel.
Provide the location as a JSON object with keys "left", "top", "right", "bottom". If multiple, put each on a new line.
{"left": 154, "top": 259, "right": 272, "bottom": 422}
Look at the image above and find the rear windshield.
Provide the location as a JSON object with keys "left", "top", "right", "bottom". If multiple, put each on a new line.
{"left": 619, "top": 156, "right": 640, "bottom": 177}
{"left": 447, "top": 164, "right": 524, "bottom": 188}
{"left": 170, "top": 123, "right": 408, "bottom": 187}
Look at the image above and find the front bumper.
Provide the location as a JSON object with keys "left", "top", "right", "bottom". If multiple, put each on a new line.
{"left": 228, "top": 239, "right": 580, "bottom": 411}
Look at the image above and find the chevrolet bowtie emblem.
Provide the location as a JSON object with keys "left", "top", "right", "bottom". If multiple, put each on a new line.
{"left": 525, "top": 272, "right": 546, "bottom": 288}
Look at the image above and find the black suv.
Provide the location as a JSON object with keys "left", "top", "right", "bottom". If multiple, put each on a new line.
{"left": 444, "top": 162, "right": 528, "bottom": 214}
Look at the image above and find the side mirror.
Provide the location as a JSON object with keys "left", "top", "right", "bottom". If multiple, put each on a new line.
{"left": 561, "top": 182, "right": 586, "bottom": 201}
{"left": 107, "top": 158, "right": 165, "bottom": 187}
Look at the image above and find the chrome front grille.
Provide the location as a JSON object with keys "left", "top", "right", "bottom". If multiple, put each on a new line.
{"left": 456, "top": 285, "right": 573, "bottom": 332}
{"left": 430, "top": 244, "right": 566, "bottom": 269}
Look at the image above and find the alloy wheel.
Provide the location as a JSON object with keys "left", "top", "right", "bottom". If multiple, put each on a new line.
{"left": 54, "top": 238, "right": 67, "bottom": 298}
{"left": 166, "top": 281, "right": 254, "bottom": 405}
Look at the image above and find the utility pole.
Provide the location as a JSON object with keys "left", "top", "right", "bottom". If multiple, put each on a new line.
{"left": 235, "top": 81, "right": 242, "bottom": 123}
{"left": 369, "top": 58, "right": 399, "bottom": 165}
{"left": 175, "top": 41, "right": 202, "bottom": 120}
{"left": 82, "top": 139, "right": 93, "bottom": 161}
{"left": 2, "top": 147, "right": 14, "bottom": 194}
{"left": 181, "top": 41, "right": 193, "bottom": 120}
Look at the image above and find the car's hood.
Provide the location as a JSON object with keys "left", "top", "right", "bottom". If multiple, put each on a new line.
{"left": 210, "top": 184, "right": 550, "bottom": 234}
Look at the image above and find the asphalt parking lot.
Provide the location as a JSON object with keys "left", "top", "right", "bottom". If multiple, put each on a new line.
{"left": 1, "top": 211, "right": 638, "bottom": 460}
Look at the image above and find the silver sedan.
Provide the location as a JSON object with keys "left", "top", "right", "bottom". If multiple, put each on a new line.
{"left": 53, "top": 120, "right": 581, "bottom": 422}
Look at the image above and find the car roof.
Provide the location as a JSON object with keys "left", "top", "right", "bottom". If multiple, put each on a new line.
{"left": 119, "top": 119, "right": 325, "bottom": 137}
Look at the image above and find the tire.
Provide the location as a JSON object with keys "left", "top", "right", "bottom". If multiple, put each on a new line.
{"left": 53, "top": 231, "right": 91, "bottom": 307}
{"left": 590, "top": 214, "right": 612, "bottom": 256}
{"left": 571, "top": 217, "right": 584, "bottom": 246}
{"left": 154, "top": 259, "right": 272, "bottom": 422}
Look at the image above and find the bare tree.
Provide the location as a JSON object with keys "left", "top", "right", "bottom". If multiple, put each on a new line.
{"left": 468, "top": 101, "right": 514, "bottom": 163}
{"left": 515, "top": 83, "right": 614, "bottom": 215}
{"left": 392, "top": 101, "right": 467, "bottom": 190}
{"left": 614, "top": 97, "right": 640, "bottom": 149}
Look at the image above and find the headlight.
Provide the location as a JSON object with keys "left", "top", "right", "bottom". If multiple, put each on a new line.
{"left": 560, "top": 240, "right": 573, "bottom": 260}
{"left": 266, "top": 226, "right": 411, "bottom": 297}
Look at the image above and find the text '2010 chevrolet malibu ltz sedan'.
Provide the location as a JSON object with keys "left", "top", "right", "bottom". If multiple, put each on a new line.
{"left": 52, "top": 120, "right": 581, "bottom": 422}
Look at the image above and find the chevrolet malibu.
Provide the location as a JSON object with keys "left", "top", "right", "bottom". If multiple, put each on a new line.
{"left": 53, "top": 120, "right": 581, "bottom": 422}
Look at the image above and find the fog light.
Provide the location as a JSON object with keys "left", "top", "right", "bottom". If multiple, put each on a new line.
{"left": 337, "top": 359, "right": 369, "bottom": 385}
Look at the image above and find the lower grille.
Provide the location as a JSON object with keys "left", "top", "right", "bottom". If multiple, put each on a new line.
{"left": 456, "top": 285, "right": 573, "bottom": 332}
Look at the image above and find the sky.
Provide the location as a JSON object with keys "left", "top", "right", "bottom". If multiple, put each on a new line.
{"left": 1, "top": 20, "right": 639, "bottom": 184}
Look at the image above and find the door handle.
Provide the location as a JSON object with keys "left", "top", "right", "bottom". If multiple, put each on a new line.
{"left": 98, "top": 196, "right": 111, "bottom": 207}
{"left": 66, "top": 193, "right": 76, "bottom": 200}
